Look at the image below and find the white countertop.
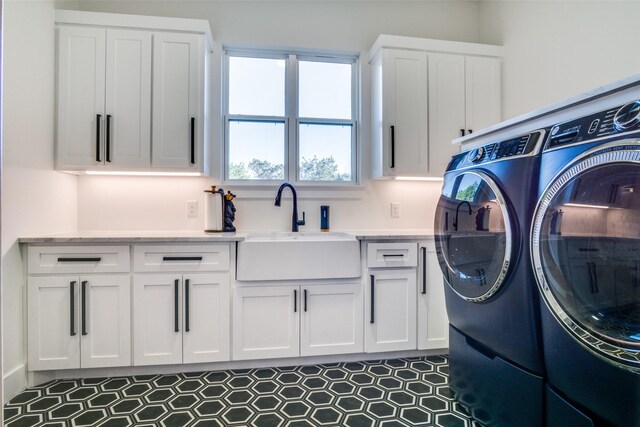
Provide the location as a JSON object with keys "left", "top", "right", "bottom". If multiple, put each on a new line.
{"left": 454, "top": 73, "right": 640, "bottom": 148}
{"left": 19, "top": 229, "right": 435, "bottom": 244}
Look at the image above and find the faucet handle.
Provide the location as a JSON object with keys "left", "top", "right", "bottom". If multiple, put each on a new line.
{"left": 297, "top": 211, "right": 306, "bottom": 226}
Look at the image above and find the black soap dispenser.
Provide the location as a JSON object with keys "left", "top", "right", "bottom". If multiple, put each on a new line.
{"left": 320, "top": 205, "right": 330, "bottom": 232}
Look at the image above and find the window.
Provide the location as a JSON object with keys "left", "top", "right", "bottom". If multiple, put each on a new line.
{"left": 224, "top": 50, "right": 358, "bottom": 183}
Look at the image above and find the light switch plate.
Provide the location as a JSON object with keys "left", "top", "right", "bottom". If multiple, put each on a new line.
{"left": 391, "top": 202, "right": 401, "bottom": 218}
{"left": 187, "top": 200, "right": 198, "bottom": 218}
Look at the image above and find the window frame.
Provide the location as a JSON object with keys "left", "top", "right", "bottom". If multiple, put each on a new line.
{"left": 223, "top": 48, "right": 359, "bottom": 186}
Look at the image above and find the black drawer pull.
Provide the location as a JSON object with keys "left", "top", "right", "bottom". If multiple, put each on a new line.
{"left": 383, "top": 254, "right": 404, "bottom": 258}
{"left": 81, "top": 281, "right": 88, "bottom": 336}
{"left": 106, "top": 114, "right": 112, "bottom": 162}
{"left": 304, "top": 289, "right": 308, "bottom": 312}
{"left": 174, "top": 279, "right": 180, "bottom": 333}
{"left": 578, "top": 248, "right": 599, "bottom": 252}
{"left": 162, "top": 256, "right": 203, "bottom": 261}
{"left": 390, "top": 125, "right": 395, "bottom": 169}
{"left": 185, "top": 279, "right": 190, "bottom": 332}
{"left": 190, "top": 117, "right": 196, "bottom": 165}
{"left": 294, "top": 289, "right": 297, "bottom": 313}
{"left": 58, "top": 257, "right": 101, "bottom": 262}
{"left": 370, "top": 275, "right": 375, "bottom": 324}
{"left": 70, "top": 281, "right": 77, "bottom": 337}
{"left": 421, "top": 247, "right": 427, "bottom": 295}
{"left": 96, "top": 114, "right": 102, "bottom": 162}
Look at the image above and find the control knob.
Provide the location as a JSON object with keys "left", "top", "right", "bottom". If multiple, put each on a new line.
{"left": 613, "top": 100, "right": 640, "bottom": 131}
{"left": 470, "top": 146, "right": 485, "bottom": 163}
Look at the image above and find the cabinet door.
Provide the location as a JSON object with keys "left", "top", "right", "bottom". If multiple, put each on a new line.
{"left": 133, "top": 274, "right": 182, "bottom": 366}
{"left": 80, "top": 275, "right": 131, "bottom": 368}
{"left": 427, "top": 53, "right": 465, "bottom": 176}
{"left": 465, "top": 56, "right": 501, "bottom": 132}
{"left": 152, "top": 32, "right": 204, "bottom": 170}
{"left": 300, "top": 283, "right": 363, "bottom": 357}
{"left": 365, "top": 269, "right": 417, "bottom": 352}
{"left": 182, "top": 273, "right": 230, "bottom": 363}
{"left": 104, "top": 29, "right": 151, "bottom": 168}
{"left": 233, "top": 286, "right": 299, "bottom": 360}
{"left": 57, "top": 26, "right": 106, "bottom": 169}
{"left": 28, "top": 276, "right": 80, "bottom": 370}
{"left": 382, "top": 49, "right": 428, "bottom": 177}
{"left": 417, "top": 243, "right": 449, "bottom": 350}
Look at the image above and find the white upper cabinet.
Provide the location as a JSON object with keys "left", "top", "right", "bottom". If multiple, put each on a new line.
{"left": 372, "top": 49, "right": 429, "bottom": 178}
{"left": 152, "top": 33, "right": 204, "bottom": 170}
{"left": 55, "top": 11, "right": 212, "bottom": 174}
{"left": 370, "top": 35, "right": 502, "bottom": 179}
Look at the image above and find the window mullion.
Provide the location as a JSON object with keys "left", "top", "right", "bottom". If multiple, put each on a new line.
{"left": 287, "top": 54, "right": 298, "bottom": 182}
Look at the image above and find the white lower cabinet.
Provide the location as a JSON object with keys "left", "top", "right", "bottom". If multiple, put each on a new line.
{"left": 365, "top": 269, "right": 417, "bottom": 352}
{"left": 233, "top": 282, "right": 363, "bottom": 361}
{"left": 232, "top": 285, "right": 299, "bottom": 360}
{"left": 133, "top": 273, "right": 230, "bottom": 366}
{"left": 300, "top": 284, "right": 363, "bottom": 357}
{"left": 417, "top": 241, "right": 449, "bottom": 350}
{"left": 28, "top": 275, "right": 131, "bottom": 371}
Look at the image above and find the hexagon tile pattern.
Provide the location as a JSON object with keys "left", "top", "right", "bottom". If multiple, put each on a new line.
{"left": 4, "top": 356, "right": 482, "bottom": 427}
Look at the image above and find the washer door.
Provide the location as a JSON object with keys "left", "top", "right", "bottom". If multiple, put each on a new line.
{"left": 434, "top": 170, "right": 513, "bottom": 302}
{"left": 531, "top": 142, "right": 640, "bottom": 371}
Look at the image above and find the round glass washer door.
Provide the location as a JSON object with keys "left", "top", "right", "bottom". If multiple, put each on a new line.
{"left": 531, "top": 142, "right": 640, "bottom": 371}
{"left": 434, "top": 170, "right": 513, "bottom": 302}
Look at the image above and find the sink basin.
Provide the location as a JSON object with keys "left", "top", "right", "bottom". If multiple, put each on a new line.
{"left": 237, "top": 232, "right": 361, "bottom": 281}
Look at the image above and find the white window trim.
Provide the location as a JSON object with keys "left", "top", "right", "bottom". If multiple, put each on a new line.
{"left": 222, "top": 47, "right": 360, "bottom": 188}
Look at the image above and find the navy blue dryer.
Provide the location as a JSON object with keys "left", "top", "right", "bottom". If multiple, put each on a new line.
{"left": 434, "top": 130, "right": 546, "bottom": 427}
{"left": 531, "top": 101, "right": 640, "bottom": 427}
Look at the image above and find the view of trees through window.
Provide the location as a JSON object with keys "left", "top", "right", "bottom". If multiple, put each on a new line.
{"left": 229, "top": 156, "right": 351, "bottom": 181}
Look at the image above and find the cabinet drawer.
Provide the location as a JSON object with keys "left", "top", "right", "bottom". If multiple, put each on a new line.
{"left": 133, "top": 245, "right": 230, "bottom": 272}
{"left": 28, "top": 246, "right": 130, "bottom": 274}
{"left": 367, "top": 243, "right": 417, "bottom": 268}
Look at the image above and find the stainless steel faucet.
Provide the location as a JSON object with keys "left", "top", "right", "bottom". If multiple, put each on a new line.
{"left": 453, "top": 201, "right": 473, "bottom": 231}
{"left": 275, "top": 182, "right": 305, "bottom": 232}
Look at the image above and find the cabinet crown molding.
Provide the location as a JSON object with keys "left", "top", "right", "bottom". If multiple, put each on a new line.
{"left": 55, "top": 9, "right": 214, "bottom": 53}
{"left": 369, "top": 34, "right": 503, "bottom": 63}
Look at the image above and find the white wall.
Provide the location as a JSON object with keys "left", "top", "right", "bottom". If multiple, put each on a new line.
{"left": 479, "top": 0, "right": 640, "bottom": 120}
{"left": 2, "top": 0, "right": 78, "bottom": 402}
{"left": 63, "top": 0, "right": 483, "bottom": 233}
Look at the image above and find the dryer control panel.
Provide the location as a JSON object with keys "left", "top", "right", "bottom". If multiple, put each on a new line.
{"left": 546, "top": 100, "right": 640, "bottom": 151}
{"left": 447, "top": 130, "right": 545, "bottom": 171}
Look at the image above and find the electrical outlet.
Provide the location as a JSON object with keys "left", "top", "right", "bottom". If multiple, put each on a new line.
{"left": 391, "top": 202, "right": 401, "bottom": 218}
{"left": 187, "top": 200, "right": 198, "bottom": 218}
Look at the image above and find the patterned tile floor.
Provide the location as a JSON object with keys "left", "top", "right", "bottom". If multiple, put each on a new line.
{"left": 4, "top": 355, "right": 482, "bottom": 427}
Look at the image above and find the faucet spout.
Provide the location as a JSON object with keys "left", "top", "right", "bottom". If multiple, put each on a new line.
{"left": 453, "top": 201, "right": 473, "bottom": 231}
{"left": 275, "top": 182, "right": 306, "bottom": 232}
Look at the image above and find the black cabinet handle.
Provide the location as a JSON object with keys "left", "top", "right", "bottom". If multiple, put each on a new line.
{"left": 190, "top": 117, "right": 195, "bottom": 165}
{"left": 294, "top": 289, "right": 297, "bottom": 313}
{"left": 96, "top": 114, "right": 102, "bottom": 162}
{"left": 174, "top": 279, "right": 180, "bottom": 332}
{"left": 70, "top": 281, "right": 77, "bottom": 336}
{"left": 304, "top": 289, "right": 308, "bottom": 312}
{"left": 81, "top": 281, "right": 88, "bottom": 336}
{"left": 468, "top": 129, "right": 473, "bottom": 134}
{"left": 106, "top": 114, "right": 112, "bottom": 162}
{"left": 163, "top": 256, "right": 203, "bottom": 262}
{"left": 421, "top": 247, "right": 427, "bottom": 295}
{"left": 383, "top": 254, "right": 404, "bottom": 258}
{"left": 370, "top": 275, "right": 375, "bottom": 324}
{"left": 587, "top": 262, "right": 599, "bottom": 294}
{"left": 460, "top": 129, "right": 465, "bottom": 137}
{"left": 58, "top": 257, "right": 101, "bottom": 263}
{"left": 185, "top": 279, "right": 190, "bottom": 332}
{"left": 390, "top": 125, "right": 395, "bottom": 169}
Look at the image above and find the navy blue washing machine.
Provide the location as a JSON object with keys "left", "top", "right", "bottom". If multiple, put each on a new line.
{"left": 434, "top": 130, "right": 547, "bottom": 427}
{"left": 531, "top": 101, "right": 640, "bottom": 427}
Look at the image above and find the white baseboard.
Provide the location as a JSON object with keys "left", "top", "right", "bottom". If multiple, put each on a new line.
{"left": 28, "top": 349, "right": 448, "bottom": 387}
{"left": 3, "top": 364, "right": 27, "bottom": 404}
